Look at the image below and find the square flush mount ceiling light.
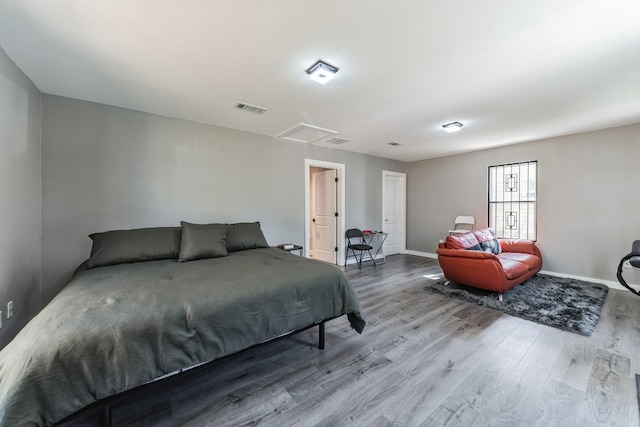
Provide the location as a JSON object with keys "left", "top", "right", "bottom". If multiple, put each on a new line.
{"left": 442, "top": 121, "right": 463, "bottom": 133}
{"left": 306, "top": 60, "right": 339, "bottom": 84}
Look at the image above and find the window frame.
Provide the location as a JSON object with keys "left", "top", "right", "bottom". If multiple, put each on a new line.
{"left": 487, "top": 160, "right": 538, "bottom": 241}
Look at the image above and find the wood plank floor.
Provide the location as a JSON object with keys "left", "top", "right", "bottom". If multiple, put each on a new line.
{"left": 60, "top": 254, "right": 640, "bottom": 426}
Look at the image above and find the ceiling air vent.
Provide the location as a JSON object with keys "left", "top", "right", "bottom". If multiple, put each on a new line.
{"left": 324, "top": 137, "right": 349, "bottom": 145}
{"left": 235, "top": 102, "right": 268, "bottom": 114}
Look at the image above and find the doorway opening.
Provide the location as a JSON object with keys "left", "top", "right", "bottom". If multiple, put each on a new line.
{"left": 304, "top": 159, "right": 345, "bottom": 265}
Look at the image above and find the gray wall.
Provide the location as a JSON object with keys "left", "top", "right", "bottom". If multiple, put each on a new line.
{"left": 3, "top": 50, "right": 639, "bottom": 349}
{"left": 41, "top": 95, "right": 406, "bottom": 302}
{"left": 407, "top": 123, "right": 640, "bottom": 284}
{"left": 0, "top": 47, "right": 41, "bottom": 347}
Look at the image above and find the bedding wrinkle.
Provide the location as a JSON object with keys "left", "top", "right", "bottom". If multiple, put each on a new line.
{"left": 0, "top": 248, "right": 364, "bottom": 426}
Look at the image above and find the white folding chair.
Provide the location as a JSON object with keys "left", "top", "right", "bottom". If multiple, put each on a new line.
{"left": 448, "top": 216, "right": 475, "bottom": 235}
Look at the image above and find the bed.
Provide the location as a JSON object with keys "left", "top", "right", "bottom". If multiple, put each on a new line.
{"left": 0, "top": 222, "right": 365, "bottom": 426}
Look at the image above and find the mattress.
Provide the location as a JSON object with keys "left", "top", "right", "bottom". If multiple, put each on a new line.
{"left": 0, "top": 248, "right": 364, "bottom": 426}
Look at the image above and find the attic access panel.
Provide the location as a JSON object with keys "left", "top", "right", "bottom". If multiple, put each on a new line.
{"left": 276, "top": 123, "right": 338, "bottom": 143}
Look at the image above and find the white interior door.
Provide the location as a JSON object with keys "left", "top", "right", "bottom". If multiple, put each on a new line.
{"left": 312, "top": 169, "right": 337, "bottom": 263}
{"left": 382, "top": 171, "right": 406, "bottom": 255}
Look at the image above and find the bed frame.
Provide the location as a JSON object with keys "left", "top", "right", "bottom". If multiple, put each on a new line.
{"left": 57, "top": 319, "right": 333, "bottom": 427}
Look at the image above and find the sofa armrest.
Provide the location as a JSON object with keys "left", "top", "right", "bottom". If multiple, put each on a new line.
{"left": 500, "top": 239, "right": 541, "bottom": 258}
{"left": 437, "top": 247, "right": 509, "bottom": 292}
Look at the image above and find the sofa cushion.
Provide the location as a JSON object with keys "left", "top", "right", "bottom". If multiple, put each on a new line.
{"left": 474, "top": 228, "right": 502, "bottom": 254}
{"left": 445, "top": 232, "right": 482, "bottom": 251}
{"left": 498, "top": 257, "right": 530, "bottom": 280}
{"left": 499, "top": 252, "right": 541, "bottom": 270}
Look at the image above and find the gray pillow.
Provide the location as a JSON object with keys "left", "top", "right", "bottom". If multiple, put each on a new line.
{"left": 87, "top": 227, "right": 181, "bottom": 268}
{"left": 178, "top": 221, "right": 228, "bottom": 262}
{"left": 226, "top": 222, "right": 269, "bottom": 252}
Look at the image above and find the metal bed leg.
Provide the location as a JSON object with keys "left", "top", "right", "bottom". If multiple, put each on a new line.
{"left": 99, "top": 405, "right": 111, "bottom": 427}
{"left": 318, "top": 322, "right": 325, "bottom": 350}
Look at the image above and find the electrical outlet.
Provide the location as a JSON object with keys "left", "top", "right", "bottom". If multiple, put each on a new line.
{"left": 7, "top": 301, "right": 12, "bottom": 319}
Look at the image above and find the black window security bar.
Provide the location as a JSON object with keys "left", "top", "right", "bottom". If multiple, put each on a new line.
{"left": 488, "top": 161, "right": 537, "bottom": 240}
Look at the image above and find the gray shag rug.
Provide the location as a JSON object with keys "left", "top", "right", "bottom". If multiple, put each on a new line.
{"left": 425, "top": 274, "right": 609, "bottom": 336}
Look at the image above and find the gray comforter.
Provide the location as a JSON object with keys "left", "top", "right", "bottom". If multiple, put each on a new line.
{"left": 0, "top": 248, "right": 364, "bottom": 426}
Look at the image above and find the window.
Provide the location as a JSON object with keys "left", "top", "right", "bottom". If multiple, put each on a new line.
{"left": 488, "top": 161, "right": 537, "bottom": 240}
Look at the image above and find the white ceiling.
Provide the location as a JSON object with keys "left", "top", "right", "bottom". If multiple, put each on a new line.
{"left": 1, "top": 1, "right": 639, "bottom": 162}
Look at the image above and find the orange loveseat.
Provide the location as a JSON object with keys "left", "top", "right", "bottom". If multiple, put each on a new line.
{"left": 437, "top": 228, "right": 542, "bottom": 293}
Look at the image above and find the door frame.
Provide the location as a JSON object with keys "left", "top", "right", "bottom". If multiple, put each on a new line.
{"left": 382, "top": 170, "right": 407, "bottom": 254}
{"left": 305, "top": 159, "right": 346, "bottom": 265}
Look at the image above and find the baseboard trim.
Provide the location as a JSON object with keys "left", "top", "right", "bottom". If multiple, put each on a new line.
{"left": 404, "top": 250, "right": 437, "bottom": 259}
{"left": 384, "top": 251, "right": 640, "bottom": 294}
{"left": 539, "top": 270, "right": 640, "bottom": 292}
{"left": 401, "top": 251, "right": 640, "bottom": 293}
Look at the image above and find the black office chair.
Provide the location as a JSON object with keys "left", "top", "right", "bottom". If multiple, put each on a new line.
{"left": 617, "top": 240, "right": 640, "bottom": 296}
{"left": 345, "top": 228, "right": 376, "bottom": 270}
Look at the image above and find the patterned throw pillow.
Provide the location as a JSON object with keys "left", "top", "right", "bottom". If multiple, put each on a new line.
{"left": 474, "top": 228, "right": 502, "bottom": 254}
